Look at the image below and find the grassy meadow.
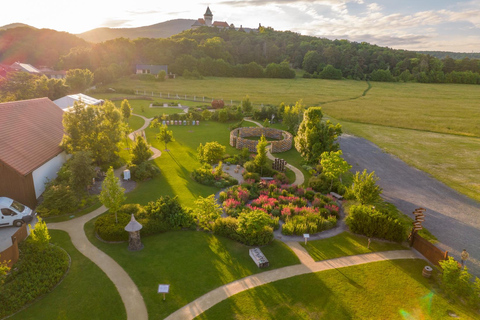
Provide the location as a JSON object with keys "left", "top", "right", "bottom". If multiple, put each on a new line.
{"left": 95, "top": 77, "right": 480, "bottom": 201}
{"left": 195, "top": 259, "right": 477, "bottom": 320}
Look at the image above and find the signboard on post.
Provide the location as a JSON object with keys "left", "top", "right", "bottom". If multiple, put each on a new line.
{"left": 304, "top": 233, "right": 310, "bottom": 245}
{"left": 158, "top": 284, "right": 170, "bottom": 301}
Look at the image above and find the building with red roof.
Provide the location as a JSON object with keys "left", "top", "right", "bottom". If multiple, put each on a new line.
{"left": 0, "top": 98, "right": 68, "bottom": 207}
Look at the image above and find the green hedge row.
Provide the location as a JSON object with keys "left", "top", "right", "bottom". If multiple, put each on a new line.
{"left": 0, "top": 240, "right": 69, "bottom": 317}
{"left": 346, "top": 205, "right": 407, "bottom": 242}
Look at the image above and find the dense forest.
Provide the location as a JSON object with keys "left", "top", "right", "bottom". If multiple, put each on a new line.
{"left": 1, "top": 26, "right": 480, "bottom": 85}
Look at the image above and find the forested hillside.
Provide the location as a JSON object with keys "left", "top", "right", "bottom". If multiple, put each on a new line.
{"left": 0, "top": 27, "right": 86, "bottom": 67}
{"left": 1, "top": 25, "right": 480, "bottom": 84}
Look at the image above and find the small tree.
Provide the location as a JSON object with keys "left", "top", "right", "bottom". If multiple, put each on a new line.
{"left": 132, "top": 136, "right": 153, "bottom": 165}
{"left": 241, "top": 95, "right": 253, "bottom": 113}
{"left": 29, "top": 217, "right": 51, "bottom": 250}
{"left": 69, "top": 151, "right": 96, "bottom": 193}
{"left": 99, "top": 167, "right": 126, "bottom": 223}
{"left": 156, "top": 124, "right": 174, "bottom": 151}
{"left": 254, "top": 135, "right": 268, "bottom": 174}
{"left": 121, "top": 99, "right": 131, "bottom": 121}
{"left": 201, "top": 109, "right": 211, "bottom": 120}
{"left": 197, "top": 141, "right": 226, "bottom": 164}
{"left": 237, "top": 210, "right": 273, "bottom": 246}
{"left": 0, "top": 257, "right": 9, "bottom": 285}
{"left": 320, "top": 150, "right": 352, "bottom": 190}
{"left": 352, "top": 169, "right": 382, "bottom": 205}
{"left": 194, "top": 195, "right": 222, "bottom": 231}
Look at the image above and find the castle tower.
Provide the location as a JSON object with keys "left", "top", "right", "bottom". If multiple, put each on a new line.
{"left": 204, "top": 6, "right": 213, "bottom": 26}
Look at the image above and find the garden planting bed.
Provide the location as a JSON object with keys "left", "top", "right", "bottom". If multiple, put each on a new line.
{"left": 219, "top": 179, "right": 339, "bottom": 236}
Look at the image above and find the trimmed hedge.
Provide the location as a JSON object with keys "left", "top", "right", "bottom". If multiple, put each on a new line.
{"left": 346, "top": 205, "right": 407, "bottom": 242}
{"left": 0, "top": 240, "right": 69, "bottom": 318}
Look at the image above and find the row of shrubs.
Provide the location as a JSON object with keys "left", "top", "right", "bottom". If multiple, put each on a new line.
{"left": 282, "top": 214, "right": 337, "bottom": 235}
{"left": 345, "top": 205, "right": 407, "bottom": 242}
{"left": 0, "top": 221, "right": 69, "bottom": 318}
{"left": 191, "top": 163, "right": 238, "bottom": 188}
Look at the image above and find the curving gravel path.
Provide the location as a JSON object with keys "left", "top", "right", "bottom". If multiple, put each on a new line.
{"left": 46, "top": 114, "right": 161, "bottom": 320}
{"left": 339, "top": 134, "right": 480, "bottom": 276}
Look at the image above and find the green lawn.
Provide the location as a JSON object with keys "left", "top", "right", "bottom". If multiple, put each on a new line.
{"left": 125, "top": 121, "right": 240, "bottom": 207}
{"left": 100, "top": 76, "right": 368, "bottom": 107}
{"left": 84, "top": 220, "right": 300, "bottom": 320}
{"left": 10, "top": 230, "right": 125, "bottom": 320}
{"left": 128, "top": 115, "right": 145, "bottom": 131}
{"left": 321, "top": 81, "right": 480, "bottom": 137}
{"left": 301, "top": 231, "right": 408, "bottom": 261}
{"left": 195, "top": 259, "right": 478, "bottom": 320}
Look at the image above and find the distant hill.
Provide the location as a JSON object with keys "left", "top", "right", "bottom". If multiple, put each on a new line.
{"left": 417, "top": 51, "right": 480, "bottom": 60}
{"left": 77, "top": 19, "right": 196, "bottom": 43}
{"left": 0, "top": 23, "right": 35, "bottom": 30}
{"left": 0, "top": 27, "right": 87, "bottom": 66}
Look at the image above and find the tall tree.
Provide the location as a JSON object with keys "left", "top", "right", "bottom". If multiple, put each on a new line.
{"left": 294, "top": 106, "right": 342, "bottom": 164}
{"left": 61, "top": 100, "right": 125, "bottom": 166}
{"left": 320, "top": 150, "right": 351, "bottom": 190}
{"left": 352, "top": 169, "right": 382, "bottom": 205}
{"left": 99, "top": 167, "right": 126, "bottom": 223}
{"left": 153, "top": 123, "right": 174, "bottom": 151}
{"left": 197, "top": 142, "right": 226, "bottom": 164}
{"left": 121, "top": 99, "right": 131, "bottom": 121}
{"left": 69, "top": 151, "right": 96, "bottom": 193}
{"left": 65, "top": 68, "right": 94, "bottom": 92}
{"left": 131, "top": 136, "right": 153, "bottom": 165}
{"left": 254, "top": 135, "right": 268, "bottom": 174}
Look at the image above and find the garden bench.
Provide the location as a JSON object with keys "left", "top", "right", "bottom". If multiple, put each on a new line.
{"left": 249, "top": 248, "right": 269, "bottom": 268}
{"left": 330, "top": 192, "right": 343, "bottom": 200}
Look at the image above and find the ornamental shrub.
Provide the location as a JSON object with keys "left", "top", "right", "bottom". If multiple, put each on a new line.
{"left": 95, "top": 212, "right": 131, "bottom": 241}
{"left": 0, "top": 240, "right": 69, "bottom": 318}
{"left": 36, "top": 182, "right": 79, "bottom": 217}
{"left": 237, "top": 210, "right": 274, "bottom": 246}
{"left": 129, "top": 162, "right": 160, "bottom": 181}
{"left": 345, "top": 205, "right": 406, "bottom": 242}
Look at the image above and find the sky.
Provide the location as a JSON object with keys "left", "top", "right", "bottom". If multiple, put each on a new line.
{"left": 2, "top": 0, "right": 480, "bottom": 52}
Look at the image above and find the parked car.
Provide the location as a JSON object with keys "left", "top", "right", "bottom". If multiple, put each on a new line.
{"left": 0, "top": 197, "right": 36, "bottom": 227}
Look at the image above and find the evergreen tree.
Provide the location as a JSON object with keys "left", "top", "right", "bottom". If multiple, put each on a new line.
{"left": 121, "top": 99, "right": 131, "bottom": 121}
{"left": 131, "top": 136, "right": 153, "bottom": 165}
{"left": 99, "top": 167, "right": 126, "bottom": 223}
{"left": 69, "top": 151, "right": 96, "bottom": 192}
{"left": 254, "top": 135, "right": 268, "bottom": 174}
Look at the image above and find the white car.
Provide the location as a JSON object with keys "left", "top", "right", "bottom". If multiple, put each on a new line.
{"left": 0, "top": 197, "right": 36, "bottom": 227}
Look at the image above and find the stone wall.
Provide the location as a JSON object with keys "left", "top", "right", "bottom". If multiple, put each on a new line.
{"left": 230, "top": 127, "right": 292, "bottom": 153}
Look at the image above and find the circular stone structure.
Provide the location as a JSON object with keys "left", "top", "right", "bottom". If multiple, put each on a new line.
{"left": 230, "top": 127, "right": 293, "bottom": 153}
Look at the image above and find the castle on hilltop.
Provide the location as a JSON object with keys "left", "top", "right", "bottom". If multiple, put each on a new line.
{"left": 191, "top": 6, "right": 259, "bottom": 33}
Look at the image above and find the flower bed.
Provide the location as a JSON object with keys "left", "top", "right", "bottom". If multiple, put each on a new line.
{"left": 220, "top": 179, "right": 339, "bottom": 236}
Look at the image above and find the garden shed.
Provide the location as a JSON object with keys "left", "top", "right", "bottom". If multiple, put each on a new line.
{"left": 0, "top": 98, "right": 68, "bottom": 208}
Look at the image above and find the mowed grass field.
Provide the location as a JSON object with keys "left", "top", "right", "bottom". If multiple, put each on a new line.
{"left": 97, "top": 77, "right": 480, "bottom": 201}
{"left": 321, "top": 81, "right": 480, "bottom": 137}
{"left": 104, "top": 76, "right": 368, "bottom": 106}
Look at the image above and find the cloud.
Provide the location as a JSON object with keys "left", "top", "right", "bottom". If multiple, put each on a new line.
{"left": 101, "top": 19, "right": 132, "bottom": 28}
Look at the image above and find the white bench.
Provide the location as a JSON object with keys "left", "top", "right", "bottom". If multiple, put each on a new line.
{"left": 330, "top": 192, "right": 343, "bottom": 200}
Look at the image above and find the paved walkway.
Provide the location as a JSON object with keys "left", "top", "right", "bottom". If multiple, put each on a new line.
{"left": 46, "top": 114, "right": 162, "bottom": 320}
{"left": 339, "top": 133, "right": 480, "bottom": 277}
{"left": 165, "top": 250, "right": 419, "bottom": 320}
{"left": 243, "top": 118, "right": 305, "bottom": 186}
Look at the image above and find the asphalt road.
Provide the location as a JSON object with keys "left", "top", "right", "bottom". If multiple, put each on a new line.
{"left": 339, "top": 134, "right": 480, "bottom": 277}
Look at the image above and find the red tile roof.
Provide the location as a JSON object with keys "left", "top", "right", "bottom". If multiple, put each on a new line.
{"left": 0, "top": 98, "right": 64, "bottom": 176}
{"left": 213, "top": 21, "right": 229, "bottom": 28}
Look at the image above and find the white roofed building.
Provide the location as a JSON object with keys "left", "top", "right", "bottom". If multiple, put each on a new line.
{"left": 53, "top": 93, "right": 104, "bottom": 111}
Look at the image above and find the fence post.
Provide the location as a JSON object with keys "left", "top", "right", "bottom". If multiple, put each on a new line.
{"left": 168, "top": 93, "right": 170, "bottom": 98}
{"left": 144, "top": 90, "right": 146, "bottom": 95}
{"left": 203, "top": 96, "right": 204, "bottom": 102}
{"left": 185, "top": 94, "right": 187, "bottom": 100}
{"left": 160, "top": 92, "right": 162, "bottom": 97}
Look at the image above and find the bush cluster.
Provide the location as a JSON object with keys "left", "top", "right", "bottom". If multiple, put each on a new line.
{"left": 0, "top": 239, "right": 69, "bottom": 317}
{"left": 192, "top": 164, "right": 238, "bottom": 188}
{"left": 221, "top": 180, "right": 339, "bottom": 236}
{"left": 95, "top": 197, "right": 194, "bottom": 242}
{"left": 128, "top": 162, "right": 160, "bottom": 181}
{"left": 345, "top": 205, "right": 407, "bottom": 242}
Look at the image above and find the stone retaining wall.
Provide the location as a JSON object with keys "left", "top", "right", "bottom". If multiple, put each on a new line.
{"left": 230, "top": 127, "right": 292, "bottom": 153}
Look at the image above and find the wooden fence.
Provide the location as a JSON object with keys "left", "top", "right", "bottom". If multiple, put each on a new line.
{"left": 0, "top": 224, "right": 28, "bottom": 268}
{"left": 411, "top": 232, "right": 448, "bottom": 266}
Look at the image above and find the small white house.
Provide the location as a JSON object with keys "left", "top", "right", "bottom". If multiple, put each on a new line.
{"left": 53, "top": 93, "right": 104, "bottom": 111}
